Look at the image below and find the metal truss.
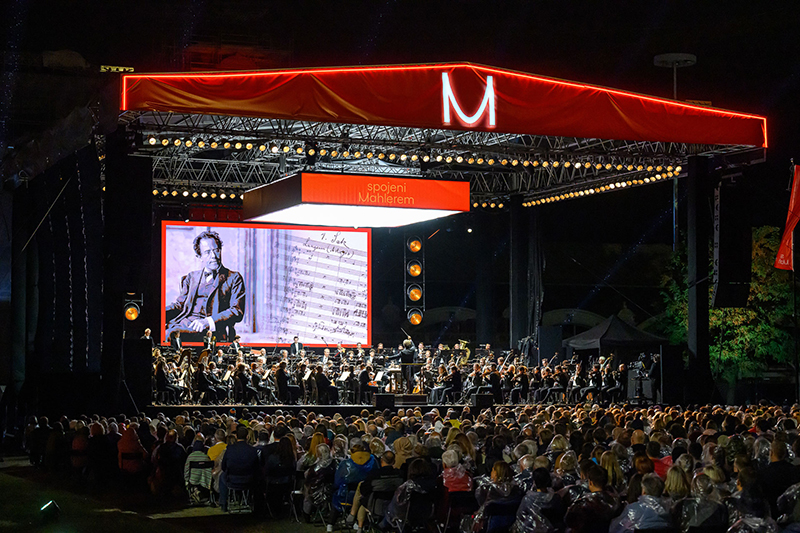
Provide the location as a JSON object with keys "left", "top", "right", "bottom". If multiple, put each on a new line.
{"left": 121, "top": 110, "right": 763, "bottom": 198}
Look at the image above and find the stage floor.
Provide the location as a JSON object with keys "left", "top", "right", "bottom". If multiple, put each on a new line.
{"left": 145, "top": 403, "right": 468, "bottom": 419}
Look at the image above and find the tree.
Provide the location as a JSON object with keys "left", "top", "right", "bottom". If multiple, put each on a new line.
{"left": 659, "top": 226, "right": 794, "bottom": 385}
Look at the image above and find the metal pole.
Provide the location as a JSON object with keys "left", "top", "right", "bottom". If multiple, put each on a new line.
{"left": 794, "top": 256, "right": 799, "bottom": 403}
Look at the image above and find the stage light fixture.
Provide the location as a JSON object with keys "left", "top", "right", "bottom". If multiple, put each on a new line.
{"left": 467, "top": 157, "right": 475, "bottom": 164}
{"left": 616, "top": 164, "right": 623, "bottom": 170}
{"left": 644, "top": 178, "right": 650, "bottom": 183}
{"left": 473, "top": 202, "right": 479, "bottom": 208}
{"left": 268, "top": 143, "right": 278, "bottom": 153}
{"left": 627, "top": 164, "right": 634, "bottom": 171}
{"left": 667, "top": 172, "right": 674, "bottom": 177}
{"left": 422, "top": 154, "right": 430, "bottom": 163}
{"left": 210, "top": 141, "right": 218, "bottom": 149}
{"left": 258, "top": 144, "right": 266, "bottom": 152}
{"left": 124, "top": 302, "right": 140, "bottom": 321}
{"left": 667, "top": 165, "right": 674, "bottom": 171}
{"left": 174, "top": 139, "right": 182, "bottom": 147}
{"left": 565, "top": 161, "right": 572, "bottom": 168}
{"left": 307, "top": 147, "right": 316, "bottom": 156}
{"left": 232, "top": 141, "right": 241, "bottom": 150}
{"left": 445, "top": 155, "right": 453, "bottom": 163}
{"left": 201, "top": 190, "right": 208, "bottom": 198}
{"left": 378, "top": 152, "right": 386, "bottom": 160}
{"left": 553, "top": 161, "right": 560, "bottom": 167}
{"left": 161, "top": 138, "right": 169, "bottom": 146}
{"left": 605, "top": 163, "right": 612, "bottom": 170}
{"left": 467, "top": 227, "right": 473, "bottom": 232}
{"left": 407, "top": 308, "right": 423, "bottom": 325}
{"left": 436, "top": 155, "right": 443, "bottom": 162}
{"left": 498, "top": 202, "right": 504, "bottom": 208}
{"left": 282, "top": 144, "right": 290, "bottom": 153}
{"left": 319, "top": 148, "right": 327, "bottom": 156}
{"left": 229, "top": 192, "right": 237, "bottom": 199}
{"left": 595, "top": 163, "right": 602, "bottom": 169}
{"left": 161, "top": 189, "right": 169, "bottom": 197}
{"left": 487, "top": 158, "right": 495, "bottom": 165}
{"left": 293, "top": 145, "right": 303, "bottom": 154}
{"left": 456, "top": 155, "right": 463, "bottom": 163}
{"left": 171, "top": 189, "right": 178, "bottom": 197}
{"left": 481, "top": 202, "right": 487, "bottom": 208}
{"left": 636, "top": 164, "right": 643, "bottom": 171}
{"left": 219, "top": 190, "right": 227, "bottom": 200}
{"left": 197, "top": 140, "right": 206, "bottom": 148}
{"left": 542, "top": 161, "right": 549, "bottom": 168}
{"left": 407, "top": 284, "right": 423, "bottom": 302}
{"left": 531, "top": 160, "right": 539, "bottom": 167}
{"left": 182, "top": 189, "right": 189, "bottom": 197}
{"left": 501, "top": 159, "right": 508, "bottom": 166}
{"left": 185, "top": 140, "right": 193, "bottom": 147}
{"left": 148, "top": 136, "right": 157, "bottom": 145}
{"left": 221, "top": 141, "right": 230, "bottom": 149}
{"left": 646, "top": 165, "right": 653, "bottom": 172}
{"left": 410, "top": 153, "right": 418, "bottom": 162}
{"left": 490, "top": 202, "right": 496, "bottom": 208}
{"left": 476, "top": 157, "right": 484, "bottom": 165}
{"left": 522, "top": 160, "right": 530, "bottom": 167}
{"left": 656, "top": 165, "right": 663, "bottom": 171}
{"left": 191, "top": 191, "right": 198, "bottom": 198}
{"left": 245, "top": 142, "right": 253, "bottom": 150}
{"left": 407, "top": 237, "right": 422, "bottom": 253}
{"left": 407, "top": 260, "right": 422, "bottom": 277}
{"left": 675, "top": 165, "right": 682, "bottom": 173}
{"left": 366, "top": 151, "right": 374, "bottom": 159}
{"left": 152, "top": 188, "right": 159, "bottom": 196}
{"left": 341, "top": 150, "right": 349, "bottom": 158}
{"left": 398, "top": 153, "right": 406, "bottom": 161}
{"left": 354, "top": 151, "right": 362, "bottom": 158}
{"left": 210, "top": 191, "right": 217, "bottom": 199}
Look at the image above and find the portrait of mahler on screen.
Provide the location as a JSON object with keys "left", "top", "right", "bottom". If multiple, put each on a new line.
{"left": 165, "top": 230, "right": 246, "bottom": 343}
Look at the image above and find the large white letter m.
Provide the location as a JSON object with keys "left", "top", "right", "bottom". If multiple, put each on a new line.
{"left": 442, "top": 72, "right": 495, "bottom": 127}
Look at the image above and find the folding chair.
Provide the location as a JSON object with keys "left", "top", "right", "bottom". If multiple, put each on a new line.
{"left": 483, "top": 498, "right": 522, "bottom": 533}
{"left": 438, "top": 490, "right": 478, "bottom": 533}
{"left": 398, "top": 491, "right": 435, "bottom": 533}
{"left": 186, "top": 460, "right": 215, "bottom": 506}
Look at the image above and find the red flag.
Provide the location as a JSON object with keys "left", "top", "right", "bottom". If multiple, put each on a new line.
{"left": 775, "top": 165, "right": 800, "bottom": 270}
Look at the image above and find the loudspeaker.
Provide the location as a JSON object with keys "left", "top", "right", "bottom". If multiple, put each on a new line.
{"left": 472, "top": 393, "right": 494, "bottom": 410}
{"left": 712, "top": 180, "right": 751, "bottom": 308}
{"left": 123, "top": 339, "right": 153, "bottom": 412}
{"left": 373, "top": 393, "right": 395, "bottom": 410}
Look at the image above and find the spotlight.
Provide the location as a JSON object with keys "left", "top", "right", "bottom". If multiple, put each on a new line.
{"left": 191, "top": 191, "right": 198, "bottom": 198}
{"left": 646, "top": 165, "right": 653, "bottom": 172}
{"left": 210, "top": 191, "right": 218, "bottom": 199}
{"left": 407, "top": 284, "right": 423, "bottom": 302}
{"left": 552, "top": 161, "right": 560, "bottom": 167}
{"left": 605, "top": 163, "right": 612, "bottom": 170}
{"left": 436, "top": 155, "right": 443, "bottom": 162}
{"left": 407, "top": 261, "right": 422, "bottom": 277}
{"left": 229, "top": 192, "right": 237, "bottom": 199}
{"left": 542, "top": 161, "right": 549, "bottom": 168}
{"left": 295, "top": 145, "right": 304, "bottom": 154}
{"left": 407, "top": 237, "right": 422, "bottom": 253}
{"left": 210, "top": 141, "right": 218, "bottom": 149}
{"left": 498, "top": 203, "right": 504, "bottom": 209}
{"left": 564, "top": 161, "right": 572, "bottom": 168}
{"left": 319, "top": 148, "right": 327, "bottom": 156}
{"left": 490, "top": 202, "right": 496, "bottom": 208}
{"left": 456, "top": 155, "right": 463, "bottom": 163}
{"left": 595, "top": 163, "right": 603, "bottom": 169}
{"left": 616, "top": 164, "right": 623, "bottom": 170}
{"left": 174, "top": 139, "right": 182, "bottom": 147}
{"left": 223, "top": 141, "right": 232, "bottom": 149}
{"left": 185, "top": 140, "right": 193, "bottom": 147}
{"left": 331, "top": 149, "right": 339, "bottom": 157}
{"left": 675, "top": 165, "right": 682, "bottom": 173}
{"left": 477, "top": 157, "right": 485, "bottom": 165}
{"left": 410, "top": 154, "right": 418, "bottom": 162}
{"left": 181, "top": 189, "right": 189, "bottom": 197}
{"left": 171, "top": 189, "right": 178, "bottom": 197}
{"left": 245, "top": 142, "right": 253, "bottom": 150}
{"left": 282, "top": 145, "right": 290, "bottom": 153}
{"left": 467, "top": 227, "right": 473, "bottom": 233}
{"left": 366, "top": 151, "right": 374, "bottom": 159}
{"left": 123, "top": 302, "right": 140, "bottom": 321}
{"left": 342, "top": 150, "right": 350, "bottom": 158}
{"left": 473, "top": 202, "right": 479, "bottom": 208}
{"left": 445, "top": 155, "right": 453, "bottom": 163}
{"left": 354, "top": 151, "right": 362, "bottom": 158}
{"left": 233, "top": 142, "right": 241, "bottom": 150}
{"left": 307, "top": 147, "right": 316, "bottom": 156}
{"left": 147, "top": 136, "right": 157, "bottom": 145}
{"left": 467, "top": 157, "right": 475, "bottom": 164}
{"left": 219, "top": 190, "right": 227, "bottom": 200}
{"left": 152, "top": 188, "right": 159, "bottom": 196}
{"left": 259, "top": 144, "right": 266, "bottom": 152}
{"left": 161, "top": 189, "right": 169, "bottom": 197}
{"left": 399, "top": 153, "right": 407, "bottom": 161}
{"left": 161, "top": 138, "right": 169, "bottom": 146}
{"left": 532, "top": 160, "right": 540, "bottom": 167}
{"left": 422, "top": 154, "right": 430, "bottom": 163}
{"left": 197, "top": 140, "right": 206, "bottom": 148}
{"left": 378, "top": 152, "right": 386, "bottom": 160}
{"left": 201, "top": 190, "right": 208, "bottom": 198}
{"left": 501, "top": 159, "right": 508, "bottom": 166}
{"left": 522, "top": 160, "right": 530, "bottom": 167}
{"left": 487, "top": 158, "right": 495, "bottom": 165}
{"left": 481, "top": 202, "right": 487, "bottom": 208}
{"left": 269, "top": 143, "right": 279, "bottom": 153}
{"left": 407, "top": 308, "right": 423, "bottom": 325}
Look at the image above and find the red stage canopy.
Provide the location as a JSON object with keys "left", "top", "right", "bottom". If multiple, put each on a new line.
{"left": 122, "top": 62, "right": 766, "bottom": 148}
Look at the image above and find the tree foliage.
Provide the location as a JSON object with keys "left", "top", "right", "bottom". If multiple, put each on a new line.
{"left": 659, "top": 226, "right": 795, "bottom": 380}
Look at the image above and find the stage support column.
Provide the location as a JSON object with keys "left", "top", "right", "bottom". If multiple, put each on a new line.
{"left": 509, "top": 196, "right": 529, "bottom": 350}
{"left": 686, "top": 155, "right": 714, "bottom": 402}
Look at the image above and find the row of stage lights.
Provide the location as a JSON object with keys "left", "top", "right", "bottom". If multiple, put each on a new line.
{"left": 152, "top": 187, "right": 243, "bottom": 200}
{"left": 522, "top": 166, "right": 682, "bottom": 206}
{"left": 145, "top": 136, "right": 679, "bottom": 171}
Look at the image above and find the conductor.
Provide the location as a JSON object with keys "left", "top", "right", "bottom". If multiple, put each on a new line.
{"left": 393, "top": 337, "right": 418, "bottom": 393}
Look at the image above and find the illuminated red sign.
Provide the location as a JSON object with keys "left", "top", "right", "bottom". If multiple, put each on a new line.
{"left": 300, "top": 173, "right": 470, "bottom": 211}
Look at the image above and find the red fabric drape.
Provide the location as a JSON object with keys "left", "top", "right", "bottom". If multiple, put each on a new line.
{"left": 122, "top": 63, "right": 767, "bottom": 147}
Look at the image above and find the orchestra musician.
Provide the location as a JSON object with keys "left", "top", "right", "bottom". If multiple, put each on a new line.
{"left": 289, "top": 336, "right": 303, "bottom": 355}
{"left": 141, "top": 328, "right": 156, "bottom": 350}
{"left": 510, "top": 366, "right": 529, "bottom": 404}
{"left": 227, "top": 335, "right": 242, "bottom": 354}
{"left": 465, "top": 363, "right": 484, "bottom": 400}
{"left": 430, "top": 364, "right": 448, "bottom": 403}
{"left": 207, "top": 361, "right": 228, "bottom": 402}
{"left": 194, "top": 362, "right": 218, "bottom": 404}
{"left": 235, "top": 363, "right": 257, "bottom": 403}
{"left": 335, "top": 342, "right": 346, "bottom": 358}
{"left": 276, "top": 361, "right": 291, "bottom": 403}
{"left": 154, "top": 358, "right": 180, "bottom": 404}
{"left": 170, "top": 330, "right": 182, "bottom": 351}
{"left": 443, "top": 363, "right": 462, "bottom": 403}
{"left": 359, "top": 364, "right": 378, "bottom": 403}
{"left": 487, "top": 363, "right": 502, "bottom": 404}
{"left": 203, "top": 330, "right": 215, "bottom": 353}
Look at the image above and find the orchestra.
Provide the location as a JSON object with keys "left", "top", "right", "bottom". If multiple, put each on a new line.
{"left": 149, "top": 331, "right": 638, "bottom": 407}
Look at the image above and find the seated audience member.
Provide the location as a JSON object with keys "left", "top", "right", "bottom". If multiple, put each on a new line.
{"left": 564, "top": 465, "right": 623, "bottom": 533}
{"left": 382, "top": 458, "right": 439, "bottom": 530}
{"left": 150, "top": 429, "right": 186, "bottom": 497}
{"left": 220, "top": 425, "right": 262, "bottom": 512}
{"left": 118, "top": 425, "right": 148, "bottom": 475}
{"left": 302, "top": 443, "right": 336, "bottom": 521}
{"left": 609, "top": 473, "right": 673, "bottom": 533}
{"left": 760, "top": 438, "right": 800, "bottom": 517}
{"left": 348, "top": 450, "right": 403, "bottom": 532}
{"left": 184, "top": 435, "right": 213, "bottom": 504}
{"left": 726, "top": 466, "right": 772, "bottom": 525}
{"left": 674, "top": 473, "right": 729, "bottom": 533}
{"left": 329, "top": 440, "right": 378, "bottom": 530}
{"left": 514, "top": 467, "right": 564, "bottom": 533}
{"left": 442, "top": 449, "right": 473, "bottom": 492}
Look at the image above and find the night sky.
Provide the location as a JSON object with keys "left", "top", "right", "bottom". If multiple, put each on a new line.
{"left": 2, "top": 1, "right": 799, "bottom": 345}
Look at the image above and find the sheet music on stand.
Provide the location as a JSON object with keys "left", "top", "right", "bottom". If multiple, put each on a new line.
{"left": 222, "top": 370, "right": 232, "bottom": 381}
{"left": 375, "top": 371, "right": 384, "bottom": 381}
{"left": 303, "top": 369, "right": 312, "bottom": 380}
{"left": 338, "top": 371, "right": 350, "bottom": 381}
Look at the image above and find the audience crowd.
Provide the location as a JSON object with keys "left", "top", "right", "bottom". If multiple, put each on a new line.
{"left": 21, "top": 402, "right": 800, "bottom": 533}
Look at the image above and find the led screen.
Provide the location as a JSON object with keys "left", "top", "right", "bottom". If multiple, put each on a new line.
{"left": 161, "top": 221, "right": 370, "bottom": 346}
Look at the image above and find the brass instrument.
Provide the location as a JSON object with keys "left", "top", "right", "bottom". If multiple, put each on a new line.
{"left": 458, "top": 339, "right": 471, "bottom": 365}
